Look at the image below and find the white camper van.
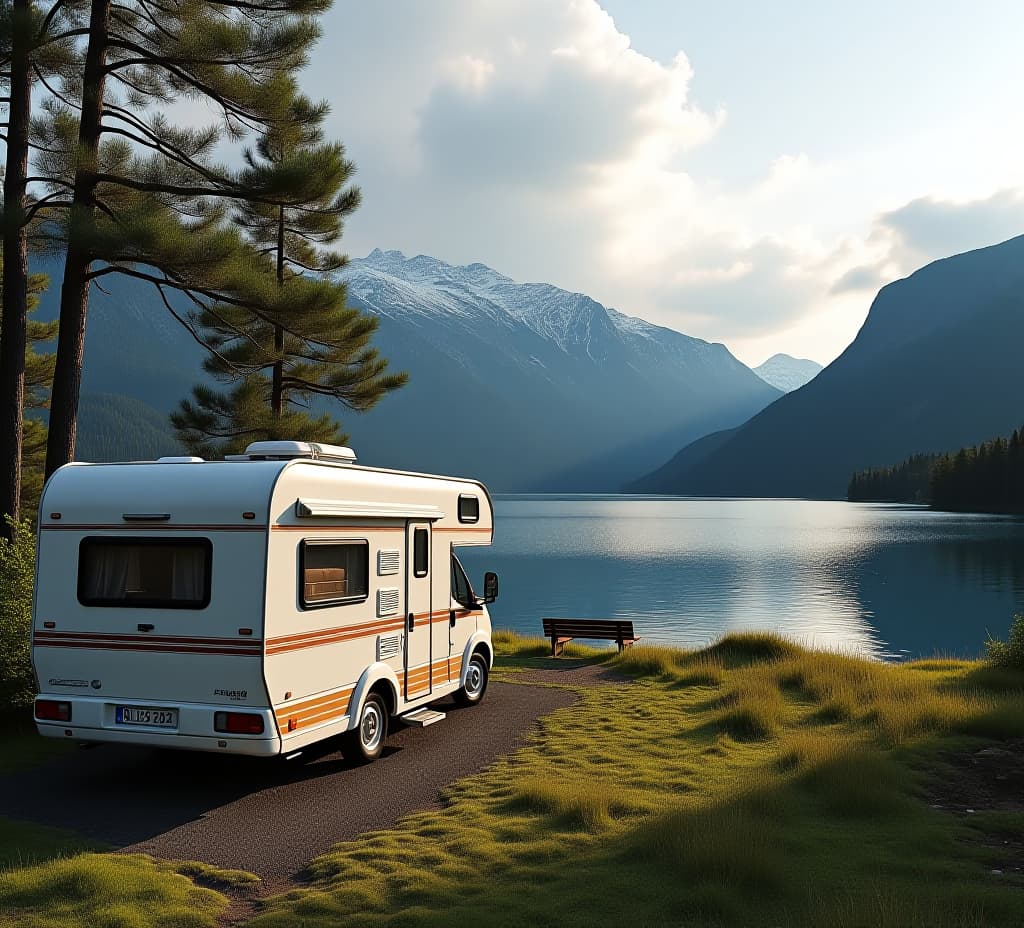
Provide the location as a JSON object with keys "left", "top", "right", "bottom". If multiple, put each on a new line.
{"left": 31, "top": 442, "right": 498, "bottom": 763}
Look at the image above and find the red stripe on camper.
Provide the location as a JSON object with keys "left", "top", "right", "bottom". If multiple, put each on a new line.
{"left": 31, "top": 638, "right": 262, "bottom": 656}
{"left": 39, "top": 523, "right": 267, "bottom": 532}
{"left": 33, "top": 630, "right": 261, "bottom": 647}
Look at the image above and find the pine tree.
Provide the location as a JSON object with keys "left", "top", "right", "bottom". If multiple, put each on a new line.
{"left": 172, "top": 95, "right": 406, "bottom": 457}
{"left": 0, "top": 259, "right": 55, "bottom": 520}
{"left": 0, "top": 0, "right": 82, "bottom": 538}
{"left": 37, "top": 0, "right": 332, "bottom": 479}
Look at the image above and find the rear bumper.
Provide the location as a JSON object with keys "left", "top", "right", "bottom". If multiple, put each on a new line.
{"left": 34, "top": 695, "right": 282, "bottom": 757}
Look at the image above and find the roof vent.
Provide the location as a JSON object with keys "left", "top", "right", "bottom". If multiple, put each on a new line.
{"left": 157, "top": 456, "right": 204, "bottom": 463}
{"left": 239, "top": 441, "right": 357, "bottom": 463}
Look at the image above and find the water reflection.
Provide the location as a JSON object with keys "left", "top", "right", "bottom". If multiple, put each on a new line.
{"left": 458, "top": 496, "right": 1024, "bottom": 660}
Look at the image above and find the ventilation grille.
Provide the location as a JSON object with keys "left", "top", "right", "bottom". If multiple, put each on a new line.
{"left": 378, "top": 634, "right": 401, "bottom": 660}
{"left": 377, "top": 588, "right": 400, "bottom": 616}
{"left": 378, "top": 549, "right": 400, "bottom": 575}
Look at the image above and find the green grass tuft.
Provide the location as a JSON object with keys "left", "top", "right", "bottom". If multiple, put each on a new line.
{"left": 703, "top": 631, "right": 803, "bottom": 667}
{"left": 0, "top": 853, "right": 230, "bottom": 927}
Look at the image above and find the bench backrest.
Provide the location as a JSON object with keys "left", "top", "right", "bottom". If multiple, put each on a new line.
{"left": 542, "top": 618, "right": 636, "bottom": 639}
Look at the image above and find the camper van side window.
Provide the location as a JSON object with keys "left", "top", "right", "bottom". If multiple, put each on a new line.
{"left": 458, "top": 495, "right": 480, "bottom": 523}
{"left": 413, "top": 529, "right": 429, "bottom": 577}
{"left": 451, "top": 553, "right": 476, "bottom": 608}
{"left": 78, "top": 538, "right": 212, "bottom": 609}
{"left": 301, "top": 540, "right": 369, "bottom": 608}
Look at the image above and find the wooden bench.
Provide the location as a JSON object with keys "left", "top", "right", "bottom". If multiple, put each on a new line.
{"left": 541, "top": 618, "right": 640, "bottom": 657}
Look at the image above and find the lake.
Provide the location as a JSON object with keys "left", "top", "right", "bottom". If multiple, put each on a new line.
{"left": 458, "top": 496, "right": 1024, "bottom": 661}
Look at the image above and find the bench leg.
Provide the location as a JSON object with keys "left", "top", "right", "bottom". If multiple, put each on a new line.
{"left": 552, "top": 636, "right": 570, "bottom": 657}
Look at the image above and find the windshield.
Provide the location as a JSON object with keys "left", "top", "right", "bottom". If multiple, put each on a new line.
{"left": 451, "top": 552, "right": 476, "bottom": 607}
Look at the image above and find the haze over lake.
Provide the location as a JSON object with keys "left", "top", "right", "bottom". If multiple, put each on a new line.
{"left": 460, "top": 496, "right": 1024, "bottom": 660}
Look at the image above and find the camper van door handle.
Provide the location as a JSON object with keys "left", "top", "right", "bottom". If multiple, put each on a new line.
{"left": 408, "top": 612, "right": 415, "bottom": 631}
{"left": 137, "top": 624, "right": 154, "bottom": 632}
{"left": 450, "top": 609, "right": 456, "bottom": 627}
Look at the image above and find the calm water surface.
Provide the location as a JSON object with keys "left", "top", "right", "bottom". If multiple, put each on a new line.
{"left": 458, "top": 496, "right": 1024, "bottom": 660}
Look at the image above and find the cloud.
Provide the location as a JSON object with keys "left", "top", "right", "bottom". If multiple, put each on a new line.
{"left": 644, "top": 238, "right": 826, "bottom": 338}
{"left": 877, "top": 190, "right": 1024, "bottom": 266}
{"left": 306, "top": 2, "right": 1024, "bottom": 363}
{"left": 830, "top": 264, "right": 888, "bottom": 295}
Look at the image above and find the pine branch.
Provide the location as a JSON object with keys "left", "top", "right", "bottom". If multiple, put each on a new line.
{"left": 32, "top": 66, "right": 80, "bottom": 111}
{"left": 152, "top": 282, "right": 246, "bottom": 375}
{"left": 36, "top": 0, "right": 71, "bottom": 40}
{"left": 23, "top": 193, "right": 73, "bottom": 224}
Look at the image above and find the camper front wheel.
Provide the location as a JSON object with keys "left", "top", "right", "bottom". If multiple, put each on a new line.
{"left": 455, "top": 652, "right": 489, "bottom": 707}
{"left": 343, "top": 692, "right": 389, "bottom": 764}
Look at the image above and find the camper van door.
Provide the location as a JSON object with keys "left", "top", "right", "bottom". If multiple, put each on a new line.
{"left": 405, "top": 521, "right": 432, "bottom": 701}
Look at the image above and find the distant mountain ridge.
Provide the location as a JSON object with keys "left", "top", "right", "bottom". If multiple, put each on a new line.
{"left": 31, "top": 250, "right": 781, "bottom": 490}
{"left": 341, "top": 249, "right": 781, "bottom": 489}
{"left": 753, "top": 354, "right": 822, "bottom": 392}
{"left": 632, "top": 234, "right": 1024, "bottom": 498}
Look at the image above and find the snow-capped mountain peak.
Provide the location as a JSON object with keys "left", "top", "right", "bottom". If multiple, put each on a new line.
{"left": 753, "top": 353, "right": 823, "bottom": 393}
{"left": 339, "top": 248, "right": 781, "bottom": 489}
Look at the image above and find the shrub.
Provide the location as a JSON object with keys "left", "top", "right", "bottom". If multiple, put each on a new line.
{"left": 985, "top": 614, "right": 1024, "bottom": 669}
{"left": 0, "top": 519, "right": 37, "bottom": 711}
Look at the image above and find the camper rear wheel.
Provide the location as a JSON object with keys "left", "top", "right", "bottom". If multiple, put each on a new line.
{"left": 455, "top": 652, "right": 489, "bottom": 707}
{"left": 342, "top": 692, "right": 389, "bottom": 764}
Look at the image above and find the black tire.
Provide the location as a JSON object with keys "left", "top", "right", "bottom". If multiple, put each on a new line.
{"left": 454, "top": 652, "right": 489, "bottom": 707}
{"left": 341, "top": 692, "right": 388, "bottom": 764}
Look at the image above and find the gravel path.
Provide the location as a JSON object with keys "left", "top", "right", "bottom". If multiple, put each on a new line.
{"left": 0, "top": 682, "right": 573, "bottom": 886}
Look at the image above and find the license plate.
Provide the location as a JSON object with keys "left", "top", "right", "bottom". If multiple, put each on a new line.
{"left": 115, "top": 706, "right": 178, "bottom": 727}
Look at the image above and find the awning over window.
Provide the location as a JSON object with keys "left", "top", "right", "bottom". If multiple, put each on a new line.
{"left": 294, "top": 498, "right": 445, "bottom": 521}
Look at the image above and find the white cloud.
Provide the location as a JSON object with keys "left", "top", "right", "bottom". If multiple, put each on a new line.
{"left": 876, "top": 190, "right": 1024, "bottom": 267}
{"left": 304, "top": 2, "right": 1024, "bottom": 367}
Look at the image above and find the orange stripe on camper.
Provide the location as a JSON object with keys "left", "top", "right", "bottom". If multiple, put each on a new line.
{"left": 275, "top": 687, "right": 355, "bottom": 731}
{"left": 271, "top": 524, "right": 406, "bottom": 533}
{"left": 266, "top": 618, "right": 405, "bottom": 655}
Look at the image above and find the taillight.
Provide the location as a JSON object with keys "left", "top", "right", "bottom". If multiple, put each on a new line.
{"left": 35, "top": 700, "right": 71, "bottom": 722}
{"left": 214, "top": 711, "right": 264, "bottom": 735}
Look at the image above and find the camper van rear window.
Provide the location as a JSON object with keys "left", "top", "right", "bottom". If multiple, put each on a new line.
{"left": 78, "top": 538, "right": 213, "bottom": 609}
{"left": 301, "top": 540, "right": 369, "bottom": 608}
{"left": 458, "top": 495, "right": 480, "bottom": 523}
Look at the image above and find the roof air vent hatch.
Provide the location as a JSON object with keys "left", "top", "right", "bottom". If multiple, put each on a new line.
{"left": 237, "top": 441, "right": 357, "bottom": 463}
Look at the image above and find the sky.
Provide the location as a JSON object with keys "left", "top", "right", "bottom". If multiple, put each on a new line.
{"left": 303, "top": 1, "right": 1024, "bottom": 366}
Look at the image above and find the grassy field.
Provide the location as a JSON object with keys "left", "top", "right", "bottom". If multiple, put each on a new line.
{"left": 249, "top": 632, "right": 1024, "bottom": 928}
{"left": 2, "top": 632, "right": 1024, "bottom": 926}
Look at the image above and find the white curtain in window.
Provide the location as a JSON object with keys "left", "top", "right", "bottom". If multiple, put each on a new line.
{"left": 84, "top": 548, "right": 141, "bottom": 600}
{"left": 171, "top": 547, "right": 205, "bottom": 600}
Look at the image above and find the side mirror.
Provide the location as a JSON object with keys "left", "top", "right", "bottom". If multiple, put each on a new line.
{"left": 483, "top": 571, "right": 499, "bottom": 604}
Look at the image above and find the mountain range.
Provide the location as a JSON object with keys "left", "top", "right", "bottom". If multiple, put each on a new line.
{"left": 31, "top": 250, "right": 781, "bottom": 490}
{"left": 632, "top": 234, "right": 1024, "bottom": 498}
{"left": 341, "top": 250, "right": 780, "bottom": 488}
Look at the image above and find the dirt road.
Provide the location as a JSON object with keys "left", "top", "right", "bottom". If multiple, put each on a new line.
{"left": 0, "top": 682, "right": 573, "bottom": 885}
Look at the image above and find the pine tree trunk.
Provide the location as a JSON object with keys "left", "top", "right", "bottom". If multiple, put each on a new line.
{"left": 45, "top": 0, "right": 111, "bottom": 478}
{"left": 271, "top": 206, "right": 285, "bottom": 418}
{"left": 0, "top": 0, "right": 32, "bottom": 539}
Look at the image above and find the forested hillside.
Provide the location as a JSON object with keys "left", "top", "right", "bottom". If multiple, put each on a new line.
{"left": 847, "top": 428, "right": 1024, "bottom": 513}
